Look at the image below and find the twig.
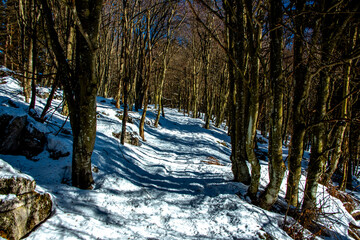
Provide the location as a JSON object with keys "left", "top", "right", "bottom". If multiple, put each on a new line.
{"left": 55, "top": 115, "right": 69, "bottom": 136}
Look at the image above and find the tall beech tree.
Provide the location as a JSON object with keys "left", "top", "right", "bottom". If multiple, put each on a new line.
{"left": 41, "top": 0, "right": 103, "bottom": 189}
{"left": 119, "top": 0, "right": 133, "bottom": 145}
{"left": 284, "top": 0, "right": 319, "bottom": 207}
{"left": 303, "top": 0, "right": 360, "bottom": 212}
{"left": 154, "top": 5, "right": 178, "bottom": 128}
{"left": 244, "top": 0, "right": 262, "bottom": 201}
{"left": 223, "top": 0, "right": 251, "bottom": 184}
{"left": 259, "top": 0, "right": 285, "bottom": 210}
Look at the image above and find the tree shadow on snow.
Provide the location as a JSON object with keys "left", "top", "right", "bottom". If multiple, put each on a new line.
{"left": 155, "top": 114, "right": 231, "bottom": 144}
{"left": 93, "top": 131, "right": 240, "bottom": 199}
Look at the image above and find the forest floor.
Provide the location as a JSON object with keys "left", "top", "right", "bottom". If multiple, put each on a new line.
{"left": 0, "top": 67, "right": 359, "bottom": 239}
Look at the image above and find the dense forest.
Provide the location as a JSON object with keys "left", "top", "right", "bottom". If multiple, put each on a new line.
{"left": 1, "top": 0, "right": 360, "bottom": 228}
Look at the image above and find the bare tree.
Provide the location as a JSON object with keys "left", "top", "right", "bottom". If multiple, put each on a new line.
{"left": 41, "top": 0, "right": 103, "bottom": 189}
{"left": 259, "top": 0, "right": 286, "bottom": 210}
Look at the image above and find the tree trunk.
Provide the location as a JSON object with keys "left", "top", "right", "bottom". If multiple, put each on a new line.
{"left": 349, "top": 121, "right": 360, "bottom": 189}
{"left": 24, "top": 35, "right": 33, "bottom": 103}
{"left": 161, "top": 98, "right": 165, "bottom": 117}
{"left": 285, "top": 0, "right": 311, "bottom": 207}
{"left": 120, "top": 1, "right": 131, "bottom": 145}
{"left": 245, "top": 65, "right": 260, "bottom": 200}
{"left": 302, "top": 61, "right": 330, "bottom": 211}
{"left": 62, "top": 15, "right": 75, "bottom": 116}
{"left": 29, "top": 10, "right": 37, "bottom": 111}
{"left": 302, "top": 0, "right": 358, "bottom": 211}
{"left": 224, "top": 0, "right": 251, "bottom": 184}
{"left": 139, "top": 9, "right": 152, "bottom": 140}
{"left": 19, "top": 0, "right": 32, "bottom": 103}
{"left": 154, "top": 32, "right": 170, "bottom": 127}
{"left": 115, "top": 22, "right": 126, "bottom": 110}
{"left": 139, "top": 88, "right": 148, "bottom": 140}
{"left": 321, "top": 27, "right": 356, "bottom": 185}
{"left": 134, "top": 41, "right": 144, "bottom": 111}
{"left": 245, "top": 0, "right": 261, "bottom": 200}
{"left": 203, "top": 83, "right": 210, "bottom": 129}
{"left": 41, "top": 0, "right": 102, "bottom": 189}
{"left": 40, "top": 77, "right": 59, "bottom": 121}
{"left": 191, "top": 34, "right": 199, "bottom": 119}
{"left": 121, "top": 80, "right": 129, "bottom": 145}
{"left": 259, "top": 0, "right": 285, "bottom": 210}
{"left": 70, "top": 0, "right": 103, "bottom": 189}
{"left": 215, "top": 64, "right": 229, "bottom": 128}
{"left": 302, "top": 0, "right": 343, "bottom": 210}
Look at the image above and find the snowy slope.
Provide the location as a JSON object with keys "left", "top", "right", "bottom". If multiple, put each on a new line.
{"left": 0, "top": 68, "right": 357, "bottom": 239}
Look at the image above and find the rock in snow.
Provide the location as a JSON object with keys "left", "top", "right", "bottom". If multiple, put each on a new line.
{"left": 112, "top": 130, "right": 142, "bottom": 146}
{"left": 0, "top": 113, "right": 46, "bottom": 158}
{"left": 0, "top": 160, "right": 52, "bottom": 240}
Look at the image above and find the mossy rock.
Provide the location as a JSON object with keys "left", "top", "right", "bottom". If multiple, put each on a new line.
{"left": 0, "top": 177, "right": 36, "bottom": 195}
{"left": 0, "top": 192, "right": 52, "bottom": 240}
{"left": 0, "top": 175, "right": 52, "bottom": 240}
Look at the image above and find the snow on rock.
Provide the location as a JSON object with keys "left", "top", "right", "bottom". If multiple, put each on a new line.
{"left": 0, "top": 159, "right": 53, "bottom": 240}
{"left": 0, "top": 159, "right": 36, "bottom": 196}
{"left": 0, "top": 158, "right": 34, "bottom": 181}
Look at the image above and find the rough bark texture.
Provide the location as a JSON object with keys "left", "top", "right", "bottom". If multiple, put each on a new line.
{"left": 139, "top": 88, "right": 149, "bottom": 140}
{"left": 224, "top": 0, "right": 251, "bottom": 184}
{"left": 321, "top": 122, "right": 347, "bottom": 185}
{"left": 120, "top": 2, "right": 130, "bottom": 146}
{"left": 139, "top": 10, "right": 150, "bottom": 137}
{"left": 302, "top": 0, "right": 358, "bottom": 212}
{"left": 40, "top": 0, "right": 103, "bottom": 189}
{"left": 70, "top": 0, "right": 103, "bottom": 189}
{"left": 285, "top": 0, "right": 309, "bottom": 207}
{"left": 302, "top": 1, "right": 334, "bottom": 210}
{"left": 321, "top": 27, "right": 356, "bottom": 186}
{"left": 245, "top": 0, "right": 261, "bottom": 200}
{"left": 121, "top": 81, "right": 130, "bottom": 145}
{"left": 259, "top": 0, "right": 285, "bottom": 210}
{"left": 302, "top": 74, "right": 330, "bottom": 211}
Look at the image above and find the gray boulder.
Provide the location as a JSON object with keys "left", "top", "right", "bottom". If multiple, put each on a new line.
{"left": 0, "top": 113, "right": 46, "bottom": 158}
{"left": 0, "top": 177, "right": 52, "bottom": 240}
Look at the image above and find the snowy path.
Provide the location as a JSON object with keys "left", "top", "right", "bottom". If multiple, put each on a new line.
{"left": 0, "top": 95, "right": 292, "bottom": 239}
{"left": 0, "top": 69, "right": 356, "bottom": 240}
{"left": 31, "top": 106, "right": 291, "bottom": 239}
{"left": 0, "top": 77, "right": 290, "bottom": 239}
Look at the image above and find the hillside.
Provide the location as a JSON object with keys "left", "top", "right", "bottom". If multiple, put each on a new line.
{"left": 0, "top": 68, "right": 358, "bottom": 239}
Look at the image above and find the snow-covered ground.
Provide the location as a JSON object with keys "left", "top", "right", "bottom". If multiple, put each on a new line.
{"left": 0, "top": 68, "right": 358, "bottom": 239}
